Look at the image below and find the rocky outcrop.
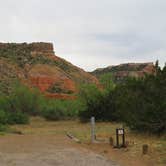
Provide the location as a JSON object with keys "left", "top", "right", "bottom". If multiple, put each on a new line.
{"left": 0, "top": 42, "right": 54, "bottom": 53}
{"left": 91, "top": 62, "right": 156, "bottom": 82}
{"left": 28, "top": 64, "right": 76, "bottom": 93}
{"left": 30, "top": 42, "right": 55, "bottom": 57}
{"left": 0, "top": 42, "right": 98, "bottom": 99}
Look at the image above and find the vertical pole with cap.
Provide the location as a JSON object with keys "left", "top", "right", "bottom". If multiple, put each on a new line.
{"left": 91, "top": 117, "right": 95, "bottom": 143}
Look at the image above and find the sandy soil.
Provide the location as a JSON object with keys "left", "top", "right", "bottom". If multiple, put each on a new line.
{"left": 0, "top": 134, "right": 120, "bottom": 166}
{"left": 1, "top": 118, "right": 164, "bottom": 166}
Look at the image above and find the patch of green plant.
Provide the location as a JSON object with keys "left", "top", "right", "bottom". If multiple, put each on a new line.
{"left": 7, "top": 111, "right": 29, "bottom": 124}
{"left": 40, "top": 98, "right": 84, "bottom": 121}
{"left": 47, "top": 83, "right": 74, "bottom": 94}
{"left": 41, "top": 106, "right": 65, "bottom": 121}
{"left": 99, "top": 72, "right": 115, "bottom": 90}
{"left": 0, "top": 82, "right": 46, "bottom": 116}
{"left": 78, "top": 84, "right": 117, "bottom": 122}
{"left": 0, "top": 109, "right": 29, "bottom": 125}
{"left": 0, "top": 110, "right": 8, "bottom": 124}
{"left": 47, "top": 83, "right": 64, "bottom": 93}
{"left": 0, "top": 124, "right": 8, "bottom": 133}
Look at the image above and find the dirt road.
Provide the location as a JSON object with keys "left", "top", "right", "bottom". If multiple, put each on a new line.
{"left": 0, "top": 134, "right": 120, "bottom": 166}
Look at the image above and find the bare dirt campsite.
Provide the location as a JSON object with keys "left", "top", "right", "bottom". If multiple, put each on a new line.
{"left": 0, "top": 117, "right": 165, "bottom": 166}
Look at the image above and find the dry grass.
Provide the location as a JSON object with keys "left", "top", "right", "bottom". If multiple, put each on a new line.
{"left": 10, "top": 117, "right": 166, "bottom": 166}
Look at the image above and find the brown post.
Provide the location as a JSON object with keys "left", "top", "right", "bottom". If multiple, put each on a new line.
{"left": 142, "top": 144, "right": 149, "bottom": 155}
{"left": 116, "top": 129, "right": 119, "bottom": 148}
{"left": 122, "top": 129, "right": 125, "bottom": 147}
{"left": 109, "top": 137, "right": 114, "bottom": 146}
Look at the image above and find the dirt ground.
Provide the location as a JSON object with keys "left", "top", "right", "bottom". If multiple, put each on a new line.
{"left": 0, "top": 134, "right": 120, "bottom": 166}
{"left": 0, "top": 117, "right": 165, "bottom": 166}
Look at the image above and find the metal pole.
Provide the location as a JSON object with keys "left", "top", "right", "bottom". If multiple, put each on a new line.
{"left": 91, "top": 117, "right": 95, "bottom": 143}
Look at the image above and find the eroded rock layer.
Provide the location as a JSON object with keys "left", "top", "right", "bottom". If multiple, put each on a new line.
{"left": 91, "top": 62, "right": 156, "bottom": 82}
{"left": 0, "top": 42, "right": 98, "bottom": 99}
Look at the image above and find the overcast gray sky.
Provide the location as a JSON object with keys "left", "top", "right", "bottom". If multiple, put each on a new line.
{"left": 0, "top": 0, "right": 166, "bottom": 71}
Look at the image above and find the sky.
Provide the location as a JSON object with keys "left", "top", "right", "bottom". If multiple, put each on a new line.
{"left": 0, "top": 0, "right": 166, "bottom": 71}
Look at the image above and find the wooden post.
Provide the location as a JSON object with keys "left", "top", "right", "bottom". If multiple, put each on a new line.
{"left": 115, "top": 128, "right": 125, "bottom": 148}
{"left": 91, "top": 117, "right": 95, "bottom": 143}
{"left": 122, "top": 129, "right": 125, "bottom": 147}
{"left": 116, "top": 129, "right": 119, "bottom": 148}
{"left": 142, "top": 144, "right": 149, "bottom": 155}
{"left": 109, "top": 137, "right": 114, "bottom": 146}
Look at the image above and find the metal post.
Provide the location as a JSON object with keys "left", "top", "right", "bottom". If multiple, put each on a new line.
{"left": 91, "top": 117, "right": 95, "bottom": 143}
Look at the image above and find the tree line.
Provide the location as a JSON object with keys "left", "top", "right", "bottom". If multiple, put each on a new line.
{"left": 0, "top": 62, "right": 165, "bottom": 135}
{"left": 79, "top": 63, "right": 166, "bottom": 135}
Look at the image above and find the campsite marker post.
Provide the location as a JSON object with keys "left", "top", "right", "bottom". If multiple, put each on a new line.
{"left": 115, "top": 128, "right": 125, "bottom": 148}
{"left": 91, "top": 117, "right": 95, "bottom": 143}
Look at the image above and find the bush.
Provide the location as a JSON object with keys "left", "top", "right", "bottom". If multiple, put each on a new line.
{"left": 0, "top": 110, "right": 8, "bottom": 124}
{"left": 0, "top": 109, "right": 29, "bottom": 125}
{"left": 0, "top": 124, "right": 8, "bottom": 132}
{"left": 41, "top": 101, "right": 66, "bottom": 121}
{"left": 99, "top": 73, "right": 115, "bottom": 90}
{"left": 78, "top": 84, "right": 117, "bottom": 122}
{"left": 7, "top": 111, "right": 29, "bottom": 124}
{"left": 9, "top": 83, "right": 44, "bottom": 115}
{"left": 40, "top": 98, "right": 83, "bottom": 121}
{"left": 61, "top": 99, "right": 84, "bottom": 118}
{"left": 0, "top": 82, "right": 45, "bottom": 116}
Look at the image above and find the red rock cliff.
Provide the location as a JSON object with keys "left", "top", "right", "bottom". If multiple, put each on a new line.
{"left": 0, "top": 42, "right": 99, "bottom": 99}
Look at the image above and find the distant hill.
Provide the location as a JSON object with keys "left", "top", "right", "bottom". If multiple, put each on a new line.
{"left": 0, "top": 42, "right": 98, "bottom": 99}
{"left": 91, "top": 62, "right": 156, "bottom": 83}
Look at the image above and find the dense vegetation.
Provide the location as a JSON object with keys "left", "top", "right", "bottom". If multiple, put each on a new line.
{"left": 0, "top": 49, "right": 165, "bottom": 135}
{"left": 1, "top": 64, "right": 165, "bottom": 134}
{"left": 0, "top": 83, "right": 40, "bottom": 129}
{"left": 0, "top": 82, "right": 83, "bottom": 131}
{"left": 79, "top": 63, "right": 166, "bottom": 134}
{"left": 115, "top": 64, "right": 166, "bottom": 134}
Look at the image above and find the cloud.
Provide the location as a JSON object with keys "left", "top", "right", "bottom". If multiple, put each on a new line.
{"left": 0, "top": 0, "right": 166, "bottom": 71}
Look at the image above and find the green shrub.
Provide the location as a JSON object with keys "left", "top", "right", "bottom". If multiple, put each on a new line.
{"left": 40, "top": 98, "right": 83, "bottom": 121}
{"left": 0, "top": 110, "right": 8, "bottom": 124}
{"left": 41, "top": 103, "right": 66, "bottom": 121}
{"left": 9, "top": 83, "right": 44, "bottom": 115}
{"left": 99, "top": 73, "right": 115, "bottom": 90}
{"left": 0, "top": 124, "right": 8, "bottom": 132}
{"left": 78, "top": 84, "right": 117, "bottom": 122}
{"left": 0, "top": 82, "right": 45, "bottom": 116}
{"left": 47, "top": 83, "right": 74, "bottom": 94}
{"left": 0, "top": 109, "right": 29, "bottom": 125}
{"left": 61, "top": 99, "right": 84, "bottom": 118}
{"left": 0, "top": 82, "right": 43, "bottom": 125}
{"left": 7, "top": 111, "right": 29, "bottom": 124}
